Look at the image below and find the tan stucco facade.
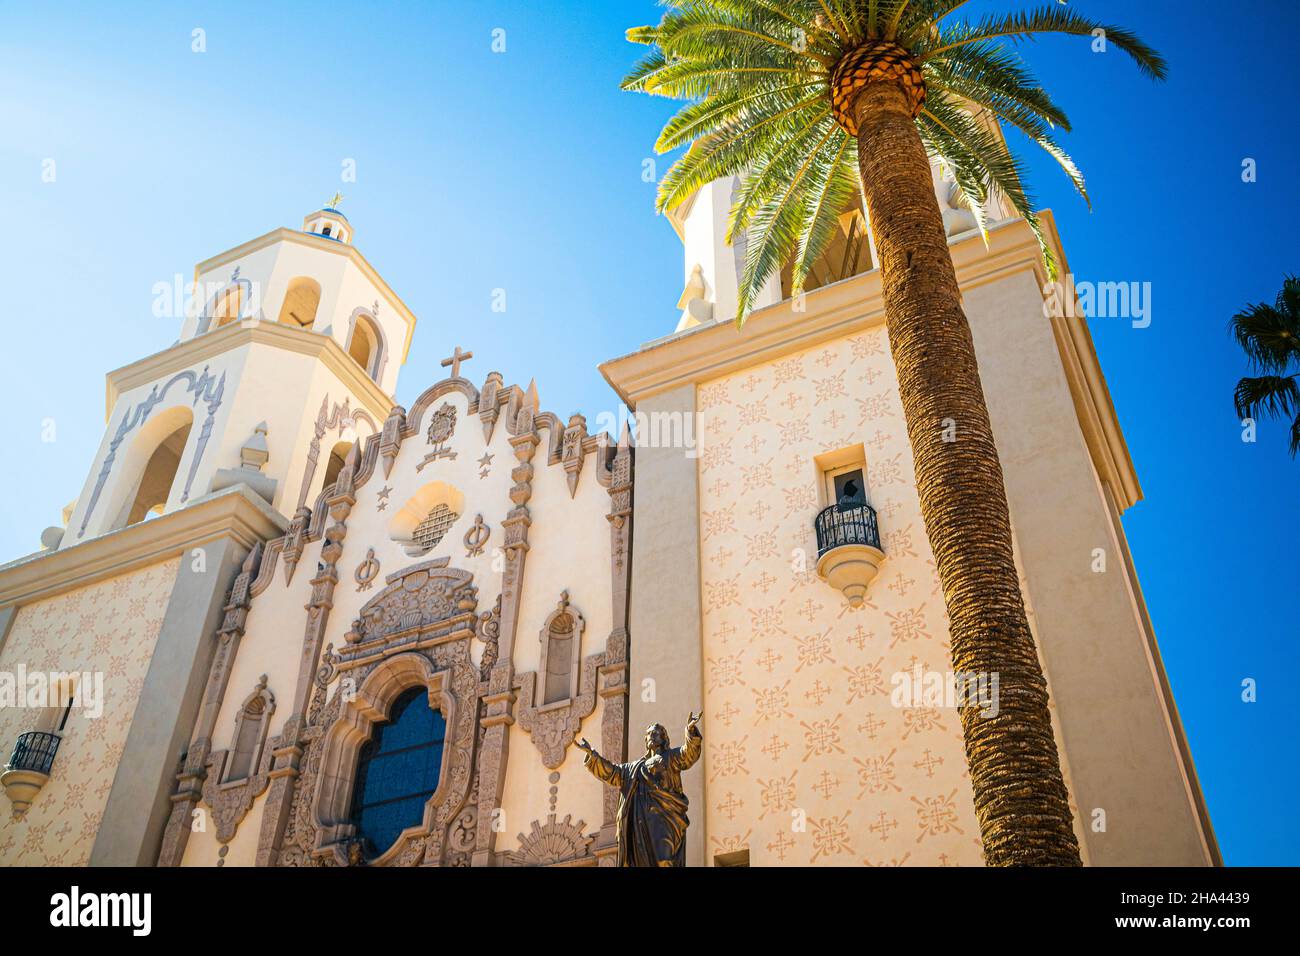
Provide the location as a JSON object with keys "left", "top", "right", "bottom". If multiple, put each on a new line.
{"left": 601, "top": 213, "right": 1217, "bottom": 866}
{"left": 0, "top": 558, "right": 178, "bottom": 865}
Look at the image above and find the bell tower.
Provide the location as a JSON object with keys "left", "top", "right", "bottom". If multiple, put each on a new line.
{"left": 55, "top": 200, "right": 418, "bottom": 547}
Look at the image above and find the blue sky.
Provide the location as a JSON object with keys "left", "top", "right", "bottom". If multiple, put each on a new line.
{"left": 1, "top": 1, "right": 1295, "bottom": 864}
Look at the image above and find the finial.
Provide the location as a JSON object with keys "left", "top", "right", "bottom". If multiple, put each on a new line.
{"left": 326, "top": 191, "right": 344, "bottom": 209}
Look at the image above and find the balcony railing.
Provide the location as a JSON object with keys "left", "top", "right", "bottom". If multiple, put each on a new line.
{"left": 6, "top": 731, "right": 61, "bottom": 776}
{"left": 814, "top": 501, "right": 882, "bottom": 558}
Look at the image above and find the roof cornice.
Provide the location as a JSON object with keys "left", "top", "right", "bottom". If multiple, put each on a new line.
{"left": 0, "top": 485, "right": 287, "bottom": 608}
{"left": 104, "top": 320, "right": 396, "bottom": 424}
{"left": 194, "top": 227, "right": 417, "bottom": 363}
{"left": 600, "top": 214, "right": 1141, "bottom": 511}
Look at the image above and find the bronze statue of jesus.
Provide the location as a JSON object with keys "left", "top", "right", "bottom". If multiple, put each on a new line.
{"left": 577, "top": 713, "right": 702, "bottom": 867}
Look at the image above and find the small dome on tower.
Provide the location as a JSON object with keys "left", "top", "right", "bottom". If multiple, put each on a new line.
{"left": 303, "top": 193, "right": 353, "bottom": 244}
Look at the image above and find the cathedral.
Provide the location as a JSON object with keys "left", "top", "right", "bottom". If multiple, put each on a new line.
{"left": 0, "top": 178, "right": 1217, "bottom": 866}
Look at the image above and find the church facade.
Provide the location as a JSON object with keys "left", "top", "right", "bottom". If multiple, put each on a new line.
{"left": 0, "top": 181, "right": 1217, "bottom": 866}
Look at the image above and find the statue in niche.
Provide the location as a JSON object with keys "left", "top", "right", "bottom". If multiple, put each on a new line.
{"left": 576, "top": 713, "right": 702, "bottom": 867}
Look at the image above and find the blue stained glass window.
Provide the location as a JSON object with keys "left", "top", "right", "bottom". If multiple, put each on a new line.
{"left": 350, "top": 687, "right": 446, "bottom": 856}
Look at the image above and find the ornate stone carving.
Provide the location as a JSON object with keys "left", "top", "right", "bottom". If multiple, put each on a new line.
{"left": 379, "top": 404, "right": 407, "bottom": 478}
{"left": 255, "top": 463, "right": 357, "bottom": 867}
{"left": 516, "top": 593, "right": 598, "bottom": 769}
{"left": 417, "top": 402, "right": 459, "bottom": 472}
{"left": 476, "top": 594, "right": 501, "bottom": 681}
{"left": 478, "top": 371, "right": 503, "bottom": 442}
{"left": 561, "top": 413, "right": 588, "bottom": 498}
{"left": 78, "top": 365, "right": 226, "bottom": 537}
{"left": 597, "top": 423, "right": 634, "bottom": 845}
{"left": 294, "top": 395, "right": 379, "bottom": 511}
{"left": 343, "top": 558, "right": 476, "bottom": 647}
{"left": 508, "top": 814, "right": 594, "bottom": 866}
{"left": 201, "top": 682, "right": 275, "bottom": 845}
{"left": 463, "top": 514, "right": 490, "bottom": 558}
{"left": 517, "top": 651, "right": 603, "bottom": 770}
{"left": 281, "top": 507, "right": 311, "bottom": 585}
{"left": 427, "top": 401, "right": 456, "bottom": 445}
{"left": 354, "top": 547, "right": 381, "bottom": 591}
{"left": 158, "top": 541, "right": 265, "bottom": 866}
{"left": 275, "top": 561, "right": 483, "bottom": 867}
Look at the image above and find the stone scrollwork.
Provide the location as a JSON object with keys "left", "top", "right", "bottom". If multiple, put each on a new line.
{"left": 516, "top": 593, "right": 603, "bottom": 770}
{"left": 517, "top": 654, "right": 603, "bottom": 770}
{"left": 343, "top": 558, "right": 477, "bottom": 646}
{"left": 202, "top": 746, "right": 273, "bottom": 846}
{"left": 277, "top": 559, "right": 484, "bottom": 867}
{"left": 463, "top": 514, "right": 490, "bottom": 558}
{"left": 417, "top": 402, "right": 458, "bottom": 472}
{"left": 476, "top": 594, "right": 501, "bottom": 681}
{"left": 354, "top": 547, "right": 381, "bottom": 591}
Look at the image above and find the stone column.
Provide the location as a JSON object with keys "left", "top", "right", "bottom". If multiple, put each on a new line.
{"left": 964, "top": 272, "right": 1216, "bottom": 866}
{"left": 626, "top": 383, "right": 707, "bottom": 866}
{"left": 156, "top": 543, "right": 263, "bottom": 866}
{"left": 595, "top": 426, "right": 633, "bottom": 862}
{"left": 256, "top": 451, "right": 357, "bottom": 866}
{"left": 472, "top": 423, "right": 537, "bottom": 866}
{"left": 90, "top": 536, "right": 249, "bottom": 866}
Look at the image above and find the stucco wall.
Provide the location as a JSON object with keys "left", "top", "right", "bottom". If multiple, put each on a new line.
{"left": 0, "top": 558, "right": 179, "bottom": 865}
{"left": 694, "top": 320, "right": 1084, "bottom": 865}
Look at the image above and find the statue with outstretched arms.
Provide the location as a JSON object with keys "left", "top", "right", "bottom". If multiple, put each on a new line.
{"left": 576, "top": 712, "right": 702, "bottom": 867}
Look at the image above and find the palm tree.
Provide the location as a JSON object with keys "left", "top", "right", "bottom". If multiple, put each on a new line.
{"left": 624, "top": 1, "right": 1166, "bottom": 866}
{"left": 1232, "top": 276, "right": 1300, "bottom": 456}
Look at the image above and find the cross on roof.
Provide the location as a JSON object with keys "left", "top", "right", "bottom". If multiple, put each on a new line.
{"left": 326, "top": 191, "right": 344, "bottom": 209}
{"left": 441, "top": 346, "right": 473, "bottom": 378}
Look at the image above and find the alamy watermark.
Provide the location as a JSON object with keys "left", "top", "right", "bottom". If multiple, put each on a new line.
{"left": 592, "top": 407, "right": 700, "bottom": 458}
{"left": 1043, "top": 273, "right": 1152, "bottom": 329}
{"left": 890, "top": 664, "right": 1000, "bottom": 718}
{"left": 0, "top": 666, "right": 104, "bottom": 720}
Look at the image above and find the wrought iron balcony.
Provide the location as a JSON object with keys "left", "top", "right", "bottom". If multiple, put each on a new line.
{"left": 7, "top": 731, "right": 61, "bottom": 775}
{"left": 2, "top": 731, "right": 61, "bottom": 820}
{"left": 813, "top": 501, "right": 886, "bottom": 607}
{"left": 814, "top": 501, "right": 882, "bottom": 556}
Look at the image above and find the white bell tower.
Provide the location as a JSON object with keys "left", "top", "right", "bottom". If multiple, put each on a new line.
{"left": 56, "top": 199, "right": 418, "bottom": 547}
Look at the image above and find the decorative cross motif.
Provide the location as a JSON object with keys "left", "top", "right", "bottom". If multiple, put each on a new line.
{"left": 813, "top": 770, "right": 840, "bottom": 800}
{"left": 756, "top": 648, "right": 783, "bottom": 673}
{"left": 717, "top": 792, "right": 743, "bottom": 821}
{"left": 767, "top": 829, "right": 795, "bottom": 862}
{"left": 857, "top": 713, "right": 886, "bottom": 741}
{"left": 717, "top": 700, "right": 741, "bottom": 727}
{"left": 914, "top": 749, "right": 943, "bottom": 778}
{"left": 327, "top": 191, "right": 344, "bottom": 208}
{"left": 869, "top": 810, "right": 898, "bottom": 843}
{"left": 761, "top": 734, "right": 788, "bottom": 762}
{"left": 441, "top": 346, "right": 473, "bottom": 378}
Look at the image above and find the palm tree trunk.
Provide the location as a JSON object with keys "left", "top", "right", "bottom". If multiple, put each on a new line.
{"left": 852, "top": 83, "right": 1081, "bottom": 866}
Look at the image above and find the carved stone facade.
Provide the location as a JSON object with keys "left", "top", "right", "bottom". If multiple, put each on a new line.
{"left": 161, "top": 358, "right": 634, "bottom": 868}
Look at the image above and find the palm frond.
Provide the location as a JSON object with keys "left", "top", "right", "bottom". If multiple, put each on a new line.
{"left": 727, "top": 108, "right": 837, "bottom": 241}
{"left": 624, "top": 0, "right": 1165, "bottom": 323}
{"left": 789, "top": 133, "right": 860, "bottom": 295}
{"left": 922, "top": 5, "right": 1168, "bottom": 81}
{"left": 655, "top": 92, "right": 829, "bottom": 212}
{"left": 1230, "top": 297, "right": 1300, "bottom": 373}
{"left": 1233, "top": 374, "right": 1300, "bottom": 422}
